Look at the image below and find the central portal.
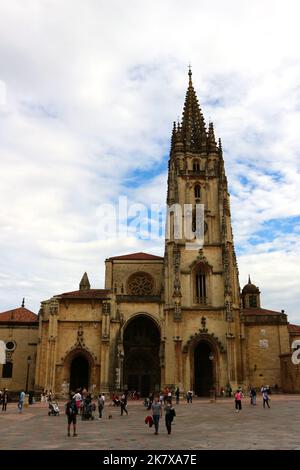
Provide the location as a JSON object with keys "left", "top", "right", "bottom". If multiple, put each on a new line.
{"left": 194, "top": 342, "right": 214, "bottom": 396}
{"left": 70, "top": 355, "right": 89, "bottom": 392}
{"left": 123, "top": 315, "right": 160, "bottom": 397}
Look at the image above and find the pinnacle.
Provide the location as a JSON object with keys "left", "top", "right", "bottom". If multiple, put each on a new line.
{"left": 79, "top": 272, "right": 90, "bottom": 291}
{"left": 208, "top": 122, "right": 217, "bottom": 152}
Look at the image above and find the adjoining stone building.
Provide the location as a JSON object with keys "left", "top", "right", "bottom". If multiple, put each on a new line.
{"left": 2, "top": 71, "right": 299, "bottom": 397}
{"left": 0, "top": 303, "right": 38, "bottom": 395}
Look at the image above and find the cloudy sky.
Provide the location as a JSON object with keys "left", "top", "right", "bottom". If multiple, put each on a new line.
{"left": 0, "top": 0, "right": 300, "bottom": 322}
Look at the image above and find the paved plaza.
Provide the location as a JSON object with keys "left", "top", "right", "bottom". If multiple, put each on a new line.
{"left": 0, "top": 394, "right": 300, "bottom": 450}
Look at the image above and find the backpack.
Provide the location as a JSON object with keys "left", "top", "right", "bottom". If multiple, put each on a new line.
{"left": 67, "top": 399, "right": 77, "bottom": 416}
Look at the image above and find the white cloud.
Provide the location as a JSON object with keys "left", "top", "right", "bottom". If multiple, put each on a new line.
{"left": 0, "top": 0, "right": 299, "bottom": 322}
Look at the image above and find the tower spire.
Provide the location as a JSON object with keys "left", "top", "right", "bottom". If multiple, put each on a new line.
{"left": 248, "top": 274, "right": 251, "bottom": 284}
{"left": 21, "top": 297, "right": 25, "bottom": 308}
{"left": 180, "top": 69, "right": 206, "bottom": 152}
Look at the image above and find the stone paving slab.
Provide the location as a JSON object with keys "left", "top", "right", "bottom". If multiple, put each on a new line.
{"left": 0, "top": 395, "right": 300, "bottom": 450}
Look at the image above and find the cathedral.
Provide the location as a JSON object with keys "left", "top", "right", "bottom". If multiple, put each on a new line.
{"left": 1, "top": 71, "right": 300, "bottom": 397}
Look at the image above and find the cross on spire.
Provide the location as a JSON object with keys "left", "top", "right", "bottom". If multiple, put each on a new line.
{"left": 188, "top": 63, "right": 192, "bottom": 83}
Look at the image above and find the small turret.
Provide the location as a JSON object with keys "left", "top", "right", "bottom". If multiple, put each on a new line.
{"left": 79, "top": 272, "right": 90, "bottom": 291}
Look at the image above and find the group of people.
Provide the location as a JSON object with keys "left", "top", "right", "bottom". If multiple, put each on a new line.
{"left": 234, "top": 385, "right": 271, "bottom": 412}
{"left": 111, "top": 392, "right": 128, "bottom": 415}
{"left": 65, "top": 389, "right": 107, "bottom": 437}
{"left": 148, "top": 397, "right": 176, "bottom": 435}
{"left": 41, "top": 389, "right": 53, "bottom": 403}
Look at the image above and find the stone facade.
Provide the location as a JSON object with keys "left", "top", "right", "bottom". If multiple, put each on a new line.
{"left": 0, "top": 307, "right": 38, "bottom": 395}
{"left": 2, "top": 72, "right": 299, "bottom": 398}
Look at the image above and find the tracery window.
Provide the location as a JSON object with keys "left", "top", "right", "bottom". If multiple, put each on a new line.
{"left": 193, "top": 160, "right": 200, "bottom": 171}
{"left": 127, "top": 272, "right": 154, "bottom": 296}
{"left": 194, "top": 184, "right": 200, "bottom": 199}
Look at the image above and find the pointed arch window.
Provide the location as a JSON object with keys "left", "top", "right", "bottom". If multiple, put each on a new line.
{"left": 193, "top": 160, "right": 200, "bottom": 171}
{"left": 195, "top": 264, "right": 207, "bottom": 305}
{"left": 194, "top": 184, "right": 200, "bottom": 199}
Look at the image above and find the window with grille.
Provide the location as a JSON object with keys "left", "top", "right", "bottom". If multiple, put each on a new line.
{"left": 196, "top": 271, "right": 207, "bottom": 304}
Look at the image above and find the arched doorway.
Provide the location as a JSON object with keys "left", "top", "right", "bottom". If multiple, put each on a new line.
{"left": 70, "top": 355, "right": 89, "bottom": 392}
{"left": 123, "top": 315, "right": 160, "bottom": 397}
{"left": 194, "top": 342, "right": 214, "bottom": 396}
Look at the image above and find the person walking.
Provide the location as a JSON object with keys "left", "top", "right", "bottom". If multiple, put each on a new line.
{"left": 234, "top": 389, "right": 242, "bottom": 412}
{"left": 65, "top": 393, "right": 78, "bottom": 437}
{"left": 151, "top": 398, "right": 162, "bottom": 435}
{"left": 2, "top": 388, "right": 8, "bottom": 411}
{"left": 73, "top": 389, "right": 82, "bottom": 413}
{"left": 164, "top": 400, "right": 176, "bottom": 435}
{"left": 98, "top": 393, "right": 105, "bottom": 419}
{"left": 261, "top": 386, "right": 270, "bottom": 408}
{"left": 175, "top": 387, "right": 180, "bottom": 405}
{"left": 188, "top": 390, "right": 193, "bottom": 403}
{"left": 250, "top": 387, "right": 256, "bottom": 406}
{"left": 120, "top": 394, "right": 128, "bottom": 416}
{"left": 18, "top": 389, "right": 25, "bottom": 413}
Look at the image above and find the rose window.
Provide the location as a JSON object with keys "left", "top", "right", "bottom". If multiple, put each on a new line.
{"left": 127, "top": 273, "right": 154, "bottom": 296}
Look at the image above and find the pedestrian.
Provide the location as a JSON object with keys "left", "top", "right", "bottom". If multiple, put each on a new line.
{"left": 151, "top": 398, "right": 162, "bottom": 435}
{"left": 65, "top": 393, "right": 78, "bottom": 437}
{"left": 73, "top": 389, "right": 82, "bottom": 412}
{"left": 2, "top": 388, "right": 8, "bottom": 411}
{"left": 98, "top": 393, "right": 105, "bottom": 419}
{"left": 175, "top": 387, "right": 180, "bottom": 405}
{"left": 234, "top": 389, "right": 242, "bottom": 412}
{"left": 164, "top": 400, "right": 176, "bottom": 435}
{"left": 18, "top": 389, "right": 25, "bottom": 413}
{"left": 120, "top": 394, "right": 128, "bottom": 416}
{"left": 250, "top": 387, "right": 256, "bottom": 406}
{"left": 261, "top": 386, "right": 270, "bottom": 408}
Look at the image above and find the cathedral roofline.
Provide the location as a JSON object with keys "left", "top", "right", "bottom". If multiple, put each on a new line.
{"left": 106, "top": 252, "right": 163, "bottom": 261}
{"left": 243, "top": 307, "right": 285, "bottom": 316}
{"left": 58, "top": 289, "right": 111, "bottom": 300}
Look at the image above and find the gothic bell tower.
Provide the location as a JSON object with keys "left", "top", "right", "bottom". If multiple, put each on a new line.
{"left": 163, "top": 69, "right": 244, "bottom": 393}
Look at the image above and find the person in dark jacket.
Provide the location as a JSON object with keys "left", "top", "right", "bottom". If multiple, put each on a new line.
{"left": 164, "top": 401, "right": 176, "bottom": 435}
{"left": 175, "top": 387, "right": 180, "bottom": 405}
{"left": 2, "top": 388, "right": 8, "bottom": 411}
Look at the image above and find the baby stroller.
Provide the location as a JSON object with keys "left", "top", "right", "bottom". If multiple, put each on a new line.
{"left": 48, "top": 401, "right": 59, "bottom": 416}
{"left": 81, "top": 398, "right": 95, "bottom": 420}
